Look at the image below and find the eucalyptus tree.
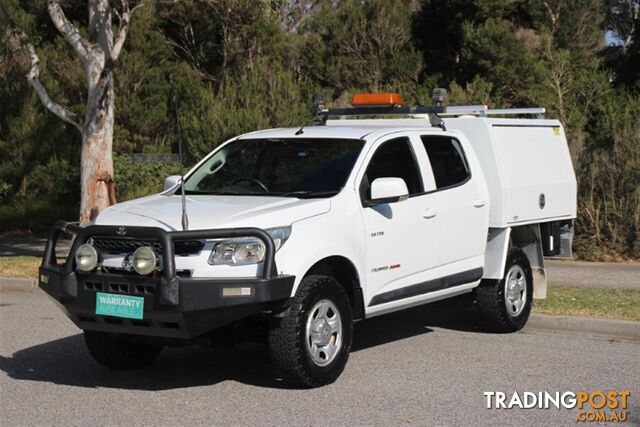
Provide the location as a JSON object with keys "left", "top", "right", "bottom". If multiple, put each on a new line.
{"left": 1, "top": 0, "right": 145, "bottom": 223}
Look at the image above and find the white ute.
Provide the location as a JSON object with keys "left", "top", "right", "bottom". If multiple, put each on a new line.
{"left": 39, "top": 91, "right": 576, "bottom": 387}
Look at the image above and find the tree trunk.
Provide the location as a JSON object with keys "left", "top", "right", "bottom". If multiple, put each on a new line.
{"left": 80, "top": 92, "right": 116, "bottom": 222}
{"left": 80, "top": 0, "right": 117, "bottom": 223}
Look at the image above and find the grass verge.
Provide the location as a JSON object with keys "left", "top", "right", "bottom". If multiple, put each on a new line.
{"left": 0, "top": 256, "right": 41, "bottom": 278}
{"left": 534, "top": 286, "right": 640, "bottom": 321}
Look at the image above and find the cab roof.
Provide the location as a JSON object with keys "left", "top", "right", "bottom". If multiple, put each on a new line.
{"left": 238, "top": 119, "right": 445, "bottom": 141}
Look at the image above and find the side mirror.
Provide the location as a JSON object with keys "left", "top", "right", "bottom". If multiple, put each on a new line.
{"left": 163, "top": 175, "right": 181, "bottom": 191}
{"left": 367, "top": 177, "right": 409, "bottom": 206}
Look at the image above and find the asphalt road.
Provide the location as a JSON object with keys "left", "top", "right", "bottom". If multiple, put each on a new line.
{"left": 545, "top": 259, "right": 640, "bottom": 289}
{"left": 1, "top": 290, "right": 638, "bottom": 426}
{"left": 0, "top": 238, "right": 72, "bottom": 258}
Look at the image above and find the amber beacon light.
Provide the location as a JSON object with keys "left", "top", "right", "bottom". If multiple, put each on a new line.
{"left": 351, "top": 93, "right": 404, "bottom": 107}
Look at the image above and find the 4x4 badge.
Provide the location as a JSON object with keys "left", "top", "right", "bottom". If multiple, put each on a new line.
{"left": 116, "top": 226, "right": 127, "bottom": 236}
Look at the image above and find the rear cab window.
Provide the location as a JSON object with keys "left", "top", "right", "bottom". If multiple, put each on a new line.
{"left": 420, "top": 135, "right": 470, "bottom": 190}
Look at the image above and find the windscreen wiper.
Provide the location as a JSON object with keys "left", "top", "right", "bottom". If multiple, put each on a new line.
{"left": 184, "top": 190, "right": 237, "bottom": 195}
{"left": 279, "top": 191, "right": 339, "bottom": 199}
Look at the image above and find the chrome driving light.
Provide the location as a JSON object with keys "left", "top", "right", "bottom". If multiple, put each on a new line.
{"left": 75, "top": 243, "right": 99, "bottom": 272}
{"left": 132, "top": 246, "right": 157, "bottom": 275}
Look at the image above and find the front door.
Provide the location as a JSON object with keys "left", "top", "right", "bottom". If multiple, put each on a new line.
{"left": 359, "top": 135, "right": 441, "bottom": 306}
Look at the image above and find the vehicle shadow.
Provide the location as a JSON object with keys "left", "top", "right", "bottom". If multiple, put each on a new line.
{"left": 352, "top": 293, "right": 486, "bottom": 351}
{"left": 0, "top": 295, "right": 488, "bottom": 391}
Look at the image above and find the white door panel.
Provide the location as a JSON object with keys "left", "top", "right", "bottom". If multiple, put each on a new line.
{"left": 357, "top": 135, "right": 441, "bottom": 305}
{"left": 419, "top": 134, "right": 489, "bottom": 270}
{"left": 437, "top": 182, "right": 487, "bottom": 264}
{"left": 362, "top": 193, "right": 441, "bottom": 300}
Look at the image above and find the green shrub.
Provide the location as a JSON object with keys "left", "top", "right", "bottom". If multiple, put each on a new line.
{"left": 0, "top": 196, "right": 79, "bottom": 235}
{"left": 114, "top": 154, "right": 186, "bottom": 201}
{"left": 0, "top": 157, "right": 80, "bottom": 234}
{"left": 574, "top": 94, "right": 640, "bottom": 260}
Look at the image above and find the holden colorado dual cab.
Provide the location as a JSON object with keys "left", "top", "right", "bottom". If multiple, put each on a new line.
{"left": 39, "top": 92, "right": 576, "bottom": 387}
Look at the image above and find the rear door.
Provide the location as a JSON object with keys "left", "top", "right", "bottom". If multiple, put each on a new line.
{"left": 359, "top": 134, "right": 441, "bottom": 305}
{"left": 419, "top": 134, "right": 489, "bottom": 274}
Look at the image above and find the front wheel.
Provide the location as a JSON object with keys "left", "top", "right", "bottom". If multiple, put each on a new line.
{"left": 84, "top": 330, "right": 162, "bottom": 369}
{"left": 269, "top": 275, "right": 353, "bottom": 387}
{"left": 476, "top": 249, "right": 533, "bottom": 332}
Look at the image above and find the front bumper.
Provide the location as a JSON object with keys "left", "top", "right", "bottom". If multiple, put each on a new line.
{"left": 39, "top": 221, "right": 295, "bottom": 339}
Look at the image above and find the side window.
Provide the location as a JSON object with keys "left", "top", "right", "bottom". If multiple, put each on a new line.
{"left": 361, "top": 137, "right": 423, "bottom": 199}
{"left": 421, "top": 136, "right": 470, "bottom": 189}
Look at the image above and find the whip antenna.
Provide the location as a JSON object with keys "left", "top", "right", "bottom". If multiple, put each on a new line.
{"left": 180, "top": 174, "right": 188, "bottom": 231}
{"left": 168, "top": 70, "right": 189, "bottom": 231}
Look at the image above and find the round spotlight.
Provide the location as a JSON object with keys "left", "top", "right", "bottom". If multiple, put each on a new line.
{"left": 132, "top": 246, "right": 157, "bottom": 275}
{"left": 75, "top": 243, "right": 99, "bottom": 272}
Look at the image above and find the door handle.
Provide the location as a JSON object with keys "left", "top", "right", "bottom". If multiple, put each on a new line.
{"left": 423, "top": 208, "right": 438, "bottom": 219}
{"left": 473, "top": 199, "right": 486, "bottom": 208}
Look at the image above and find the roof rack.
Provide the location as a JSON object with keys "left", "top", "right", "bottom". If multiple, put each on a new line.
{"left": 310, "top": 90, "right": 546, "bottom": 127}
{"left": 316, "top": 105, "right": 444, "bottom": 117}
{"left": 315, "top": 104, "right": 546, "bottom": 121}
{"left": 314, "top": 105, "right": 446, "bottom": 128}
{"left": 439, "top": 105, "right": 546, "bottom": 118}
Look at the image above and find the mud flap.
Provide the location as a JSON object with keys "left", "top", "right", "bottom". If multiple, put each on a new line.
{"left": 532, "top": 266, "right": 547, "bottom": 299}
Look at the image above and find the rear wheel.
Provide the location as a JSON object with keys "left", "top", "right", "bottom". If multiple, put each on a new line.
{"left": 269, "top": 275, "right": 353, "bottom": 388}
{"left": 84, "top": 330, "right": 162, "bottom": 369}
{"left": 476, "top": 249, "right": 533, "bottom": 332}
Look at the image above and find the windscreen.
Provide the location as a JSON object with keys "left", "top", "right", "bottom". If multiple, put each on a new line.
{"left": 183, "top": 138, "right": 365, "bottom": 198}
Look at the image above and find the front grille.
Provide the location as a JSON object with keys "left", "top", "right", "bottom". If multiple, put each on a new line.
{"left": 90, "top": 237, "right": 204, "bottom": 256}
{"left": 92, "top": 237, "right": 161, "bottom": 253}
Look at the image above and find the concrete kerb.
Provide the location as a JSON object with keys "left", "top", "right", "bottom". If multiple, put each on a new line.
{"left": 0, "top": 277, "right": 37, "bottom": 292}
{"left": 527, "top": 313, "right": 640, "bottom": 341}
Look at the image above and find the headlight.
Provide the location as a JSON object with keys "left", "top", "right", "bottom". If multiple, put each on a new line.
{"left": 209, "top": 239, "right": 266, "bottom": 266}
{"left": 208, "top": 226, "right": 291, "bottom": 266}
{"left": 75, "top": 243, "right": 99, "bottom": 272}
{"left": 132, "top": 246, "right": 157, "bottom": 275}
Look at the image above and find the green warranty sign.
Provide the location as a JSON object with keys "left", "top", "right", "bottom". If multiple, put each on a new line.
{"left": 95, "top": 292, "right": 144, "bottom": 320}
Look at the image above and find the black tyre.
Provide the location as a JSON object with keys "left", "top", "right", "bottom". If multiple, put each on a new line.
{"left": 84, "top": 330, "right": 162, "bottom": 369}
{"left": 269, "top": 275, "right": 353, "bottom": 388}
{"left": 476, "top": 249, "right": 533, "bottom": 332}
